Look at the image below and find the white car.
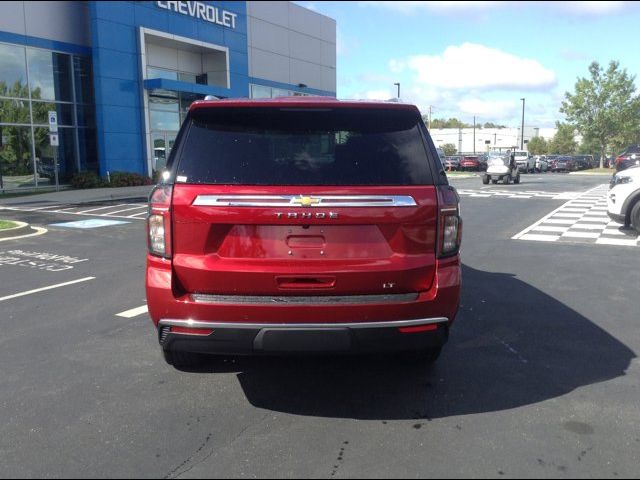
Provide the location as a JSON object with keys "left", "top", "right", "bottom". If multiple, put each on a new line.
{"left": 513, "top": 150, "right": 535, "bottom": 173}
{"left": 534, "top": 155, "right": 548, "bottom": 172}
{"left": 608, "top": 166, "right": 640, "bottom": 232}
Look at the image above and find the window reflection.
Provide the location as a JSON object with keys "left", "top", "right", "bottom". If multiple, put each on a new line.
{"left": 0, "top": 43, "right": 28, "bottom": 98}
{"left": 27, "top": 48, "right": 73, "bottom": 102}
{"left": 0, "top": 125, "right": 34, "bottom": 190}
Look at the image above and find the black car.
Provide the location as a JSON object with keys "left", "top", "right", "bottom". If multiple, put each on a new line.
{"left": 614, "top": 145, "right": 640, "bottom": 171}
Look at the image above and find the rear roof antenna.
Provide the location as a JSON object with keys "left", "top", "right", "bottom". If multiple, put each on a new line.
{"left": 204, "top": 95, "right": 219, "bottom": 101}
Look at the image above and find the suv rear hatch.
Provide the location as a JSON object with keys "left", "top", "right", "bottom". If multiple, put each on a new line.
{"left": 168, "top": 103, "right": 442, "bottom": 299}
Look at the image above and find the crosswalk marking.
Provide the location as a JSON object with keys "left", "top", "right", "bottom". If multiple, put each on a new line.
{"left": 513, "top": 184, "right": 639, "bottom": 248}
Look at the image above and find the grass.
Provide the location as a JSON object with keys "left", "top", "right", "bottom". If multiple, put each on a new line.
{"left": 445, "top": 171, "right": 476, "bottom": 176}
{"left": 0, "top": 220, "right": 19, "bottom": 230}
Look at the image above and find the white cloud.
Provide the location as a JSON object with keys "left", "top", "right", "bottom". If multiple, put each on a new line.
{"left": 403, "top": 43, "right": 557, "bottom": 91}
{"left": 456, "top": 99, "right": 519, "bottom": 118}
{"left": 359, "top": 1, "right": 502, "bottom": 13}
{"left": 554, "top": 1, "right": 628, "bottom": 15}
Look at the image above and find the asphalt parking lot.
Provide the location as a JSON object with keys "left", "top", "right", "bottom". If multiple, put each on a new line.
{"left": 0, "top": 173, "right": 639, "bottom": 478}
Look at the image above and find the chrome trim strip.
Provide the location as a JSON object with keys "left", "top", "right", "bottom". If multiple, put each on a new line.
{"left": 190, "top": 293, "right": 419, "bottom": 305}
{"left": 192, "top": 195, "right": 417, "bottom": 208}
{"left": 159, "top": 317, "right": 449, "bottom": 330}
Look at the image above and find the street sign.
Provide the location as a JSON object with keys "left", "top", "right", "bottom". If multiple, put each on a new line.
{"left": 49, "top": 133, "right": 59, "bottom": 147}
{"left": 48, "top": 111, "right": 58, "bottom": 133}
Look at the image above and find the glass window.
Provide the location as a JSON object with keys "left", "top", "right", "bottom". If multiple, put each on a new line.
{"left": 177, "top": 108, "right": 434, "bottom": 186}
{"left": 27, "top": 49, "right": 73, "bottom": 102}
{"left": 147, "top": 67, "right": 178, "bottom": 81}
{"left": 150, "top": 109, "right": 180, "bottom": 131}
{"left": 0, "top": 98, "right": 30, "bottom": 124}
{"left": 0, "top": 43, "right": 28, "bottom": 98}
{"left": 73, "top": 56, "right": 93, "bottom": 104}
{"left": 179, "top": 93, "right": 203, "bottom": 123}
{"left": 77, "top": 128, "right": 98, "bottom": 173}
{"left": 32, "top": 102, "right": 74, "bottom": 126}
{"left": 178, "top": 72, "right": 197, "bottom": 83}
{"left": 272, "top": 88, "right": 291, "bottom": 98}
{"left": 0, "top": 125, "right": 34, "bottom": 190}
{"left": 149, "top": 94, "right": 179, "bottom": 112}
{"left": 76, "top": 104, "right": 95, "bottom": 127}
{"left": 250, "top": 84, "right": 272, "bottom": 99}
{"left": 33, "top": 126, "right": 77, "bottom": 180}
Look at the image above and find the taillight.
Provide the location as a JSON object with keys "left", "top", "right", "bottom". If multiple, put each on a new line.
{"left": 437, "top": 185, "right": 462, "bottom": 258}
{"left": 148, "top": 185, "right": 173, "bottom": 258}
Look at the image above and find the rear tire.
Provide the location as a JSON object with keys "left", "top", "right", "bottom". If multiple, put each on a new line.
{"left": 514, "top": 174, "right": 520, "bottom": 184}
{"left": 163, "top": 349, "right": 205, "bottom": 368}
{"left": 482, "top": 175, "right": 490, "bottom": 184}
{"left": 504, "top": 175, "right": 510, "bottom": 185}
{"left": 630, "top": 201, "right": 640, "bottom": 232}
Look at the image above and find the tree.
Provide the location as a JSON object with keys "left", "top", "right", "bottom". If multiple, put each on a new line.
{"left": 560, "top": 61, "right": 640, "bottom": 168}
{"left": 429, "top": 118, "right": 472, "bottom": 129}
{"left": 527, "top": 136, "right": 548, "bottom": 155}
{"left": 483, "top": 122, "right": 506, "bottom": 129}
{"left": 548, "top": 122, "right": 578, "bottom": 154}
{"left": 441, "top": 143, "right": 457, "bottom": 156}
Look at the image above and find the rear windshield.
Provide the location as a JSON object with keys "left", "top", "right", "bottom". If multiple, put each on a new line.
{"left": 175, "top": 107, "right": 435, "bottom": 185}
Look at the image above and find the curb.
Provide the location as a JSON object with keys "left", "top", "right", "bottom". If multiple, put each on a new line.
{"left": 569, "top": 172, "right": 614, "bottom": 176}
{"left": 0, "top": 221, "right": 30, "bottom": 239}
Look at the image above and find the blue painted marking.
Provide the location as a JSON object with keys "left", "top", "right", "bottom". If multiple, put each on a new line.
{"left": 50, "top": 219, "right": 130, "bottom": 229}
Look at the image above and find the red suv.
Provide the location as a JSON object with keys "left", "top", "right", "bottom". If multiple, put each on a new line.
{"left": 146, "top": 97, "right": 462, "bottom": 367}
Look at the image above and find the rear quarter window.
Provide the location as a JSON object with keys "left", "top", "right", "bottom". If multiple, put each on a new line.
{"left": 174, "top": 107, "right": 436, "bottom": 186}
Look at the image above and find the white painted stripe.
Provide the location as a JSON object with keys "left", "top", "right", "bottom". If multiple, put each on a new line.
{"left": 512, "top": 184, "right": 608, "bottom": 240}
{"left": 562, "top": 231, "right": 600, "bottom": 239}
{"left": 519, "top": 234, "right": 559, "bottom": 242}
{"left": 127, "top": 211, "right": 149, "bottom": 218}
{"left": 571, "top": 223, "right": 608, "bottom": 230}
{"left": 0, "top": 277, "right": 95, "bottom": 302}
{"left": 561, "top": 208, "right": 590, "bottom": 212}
{"left": 602, "top": 229, "right": 626, "bottom": 236}
{"left": 596, "top": 238, "right": 639, "bottom": 246}
{"left": 76, "top": 203, "right": 129, "bottom": 214}
{"left": 469, "top": 194, "right": 491, "bottom": 198}
{"left": 553, "top": 213, "right": 583, "bottom": 218}
{"left": 116, "top": 305, "right": 148, "bottom": 318}
{"left": 532, "top": 226, "right": 570, "bottom": 233}
{"left": 101, "top": 206, "right": 148, "bottom": 215}
{"left": 545, "top": 219, "right": 578, "bottom": 225}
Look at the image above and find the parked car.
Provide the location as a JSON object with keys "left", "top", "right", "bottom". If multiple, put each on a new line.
{"left": 513, "top": 150, "right": 535, "bottom": 173}
{"left": 460, "top": 155, "right": 482, "bottom": 171}
{"left": 146, "top": 97, "right": 462, "bottom": 368}
{"left": 444, "top": 156, "right": 460, "bottom": 171}
{"left": 533, "top": 155, "right": 548, "bottom": 172}
{"left": 572, "top": 155, "right": 592, "bottom": 170}
{"left": 608, "top": 166, "right": 640, "bottom": 232}
{"left": 614, "top": 145, "right": 640, "bottom": 172}
{"left": 546, "top": 155, "right": 560, "bottom": 171}
{"left": 551, "top": 156, "right": 576, "bottom": 172}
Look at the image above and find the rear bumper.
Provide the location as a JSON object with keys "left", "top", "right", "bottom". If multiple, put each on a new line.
{"left": 146, "top": 255, "right": 461, "bottom": 355}
{"left": 158, "top": 317, "right": 449, "bottom": 355}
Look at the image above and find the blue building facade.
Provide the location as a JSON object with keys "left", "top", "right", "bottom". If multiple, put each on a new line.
{"left": 0, "top": 1, "right": 336, "bottom": 190}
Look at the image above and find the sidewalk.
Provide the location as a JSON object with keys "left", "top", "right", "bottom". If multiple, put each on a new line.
{"left": 0, "top": 186, "right": 154, "bottom": 207}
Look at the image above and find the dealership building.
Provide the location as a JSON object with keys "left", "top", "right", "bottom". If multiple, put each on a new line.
{"left": 0, "top": 1, "right": 336, "bottom": 190}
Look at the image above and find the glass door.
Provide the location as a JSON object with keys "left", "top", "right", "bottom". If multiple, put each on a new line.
{"left": 151, "top": 131, "right": 177, "bottom": 172}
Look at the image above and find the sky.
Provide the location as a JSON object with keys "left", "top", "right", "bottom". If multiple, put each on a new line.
{"left": 296, "top": 1, "right": 640, "bottom": 129}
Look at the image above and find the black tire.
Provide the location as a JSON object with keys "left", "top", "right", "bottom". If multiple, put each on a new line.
{"left": 503, "top": 175, "right": 510, "bottom": 185}
{"left": 482, "top": 175, "right": 490, "bottom": 184}
{"left": 162, "top": 349, "right": 205, "bottom": 368}
{"left": 630, "top": 200, "right": 640, "bottom": 232}
{"left": 514, "top": 174, "right": 520, "bottom": 184}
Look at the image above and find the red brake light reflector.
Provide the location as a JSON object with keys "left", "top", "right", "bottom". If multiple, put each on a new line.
{"left": 399, "top": 324, "right": 439, "bottom": 334}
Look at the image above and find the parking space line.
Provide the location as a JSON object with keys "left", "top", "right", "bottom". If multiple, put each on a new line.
{"left": 116, "top": 305, "right": 148, "bottom": 318}
{"left": 76, "top": 204, "right": 129, "bottom": 214}
{"left": 127, "top": 211, "right": 148, "bottom": 218}
{"left": 0, "top": 277, "right": 95, "bottom": 303}
{"left": 562, "top": 231, "right": 600, "bottom": 239}
{"left": 102, "top": 206, "right": 147, "bottom": 215}
{"left": 596, "top": 238, "right": 638, "bottom": 246}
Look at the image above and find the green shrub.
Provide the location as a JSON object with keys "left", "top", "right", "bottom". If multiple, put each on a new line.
{"left": 70, "top": 171, "right": 106, "bottom": 189}
{"left": 108, "top": 171, "right": 154, "bottom": 187}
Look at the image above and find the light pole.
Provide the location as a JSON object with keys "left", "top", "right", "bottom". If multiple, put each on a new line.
{"left": 394, "top": 82, "right": 400, "bottom": 99}
{"left": 520, "top": 98, "right": 525, "bottom": 150}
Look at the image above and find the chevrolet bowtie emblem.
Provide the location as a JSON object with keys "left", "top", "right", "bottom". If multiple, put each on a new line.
{"left": 292, "top": 196, "right": 320, "bottom": 207}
